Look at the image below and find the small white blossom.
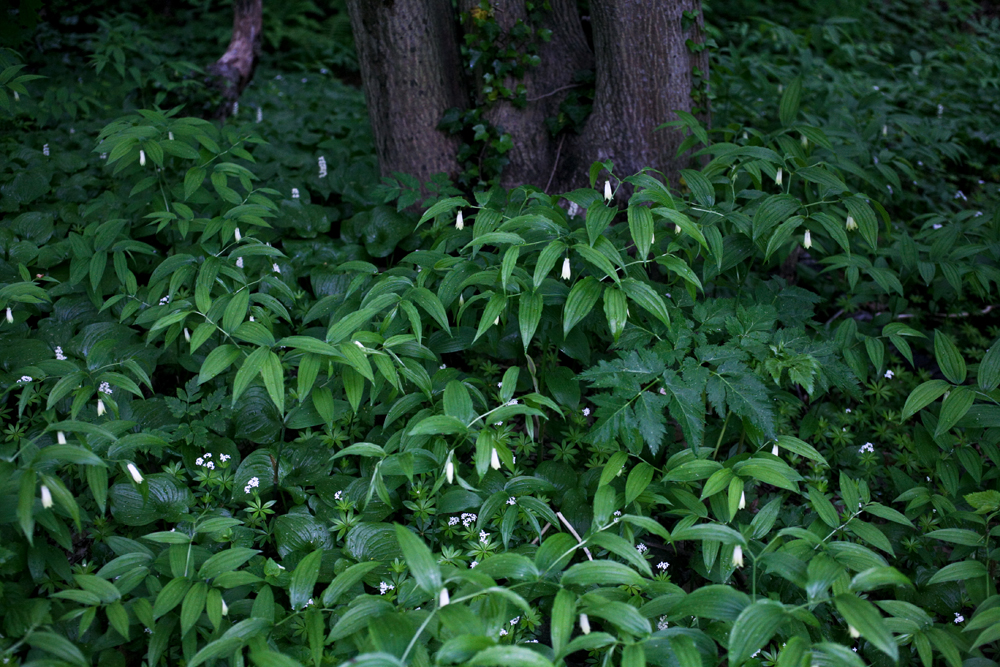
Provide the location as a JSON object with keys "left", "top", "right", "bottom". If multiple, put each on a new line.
{"left": 479, "top": 530, "right": 490, "bottom": 543}
{"left": 933, "top": 223, "right": 943, "bottom": 230}
{"left": 567, "top": 201, "right": 580, "bottom": 217}
{"left": 469, "top": 560, "right": 478, "bottom": 568}
{"left": 220, "top": 454, "right": 231, "bottom": 462}
{"left": 884, "top": 369, "right": 894, "bottom": 379}
{"left": 256, "top": 107, "right": 263, "bottom": 123}
{"left": 18, "top": 375, "right": 32, "bottom": 383}
{"left": 561, "top": 257, "right": 571, "bottom": 280}
{"left": 379, "top": 581, "right": 395, "bottom": 595}
{"left": 318, "top": 156, "right": 328, "bottom": 178}
{"left": 845, "top": 408, "right": 851, "bottom": 413}
{"left": 41, "top": 485, "right": 53, "bottom": 508}
{"left": 272, "top": 263, "right": 281, "bottom": 274}
{"left": 159, "top": 295, "right": 170, "bottom": 305}
{"left": 438, "top": 588, "right": 450, "bottom": 607}
{"left": 636, "top": 543, "right": 648, "bottom": 554}
{"left": 99, "top": 381, "right": 112, "bottom": 395}
{"left": 139, "top": 149, "right": 146, "bottom": 167}
{"left": 510, "top": 616, "right": 520, "bottom": 625}
{"left": 236, "top": 257, "right": 244, "bottom": 269}
{"left": 196, "top": 457, "right": 204, "bottom": 466}
{"left": 955, "top": 190, "right": 967, "bottom": 201}
{"left": 583, "top": 407, "right": 591, "bottom": 417}
{"left": 507, "top": 399, "right": 518, "bottom": 406}
{"left": 291, "top": 187, "right": 300, "bottom": 199}
{"left": 954, "top": 613, "right": 964, "bottom": 624}
{"left": 579, "top": 613, "right": 591, "bottom": 635}
{"left": 244, "top": 476, "right": 260, "bottom": 494}
{"left": 507, "top": 497, "right": 516, "bottom": 505}
{"left": 449, "top": 517, "right": 460, "bottom": 526}
{"left": 887, "top": 185, "right": 893, "bottom": 194}
{"left": 490, "top": 448, "right": 501, "bottom": 470}
{"left": 334, "top": 490, "right": 343, "bottom": 501}
{"left": 5, "top": 307, "right": 12, "bottom": 323}
{"left": 657, "top": 616, "right": 669, "bottom": 631}
{"left": 937, "top": 104, "right": 944, "bottom": 117}
{"left": 859, "top": 442, "right": 875, "bottom": 454}
{"left": 657, "top": 561, "right": 669, "bottom": 571}
{"left": 127, "top": 463, "right": 143, "bottom": 483}
{"left": 499, "top": 629, "right": 508, "bottom": 637}
{"left": 461, "top": 513, "right": 477, "bottom": 527}
{"left": 440, "top": 364, "right": 446, "bottom": 370}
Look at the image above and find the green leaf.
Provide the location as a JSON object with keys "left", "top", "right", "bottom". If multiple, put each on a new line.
{"left": 322, "top": 561, "right": 381, "bottom": 606}
{"left": 628, "top": 205, "right": 654, "bottom": 259}
{"left": 779, "top": 76, "right": 803, "bottom": 126}
{"left": 834, "top": 594, "right": 898, "bottom": 660}
{"left": 927, "top": 560, "right": 987, "bottom": 585}
{"left": 181, "top": 581, "right": 208, "bottom": 635}
{"left": 603, "top": 286, "right": 628, "bottom": 342}
{"left": 979, "top": 337, "right": 1000, "bottom": 391}
{"left": 925, "top": 528, "right": 982, "bottom": 547}
{"left": 289, "top": 549, "right": 322, "bottom": 611}
{"left": 625, "top": 462, "right": 655, "bottom": 506}
{"left": 551, "top": 588, "right": 576, "bottom": 655}
{"left": 232, "top": 346, "right": 268, "bottom": 405}
{"left": 563, "top": 277, "right": 603, "bottom": 337}
{"left": 409, "top": 415, "right": 468, "bottom": 436}
{"left": 936, "top": 387, "right": 974, "bottom": 437}
{"left": 934, "top": 331, "right": 966, "bottom": 384}
{"left": 468, "top": 646, "right": 554, "bottom": 667}
{"left": 519, "top": 290, "right": 543, "bottom": 350}
{"left": 844, "top": 196, "right": 879, "bottom": 249}
{"left": 671, "top": 585, "right": 750, "bottom": 622}
{"left": 418, "top": 196, "right": 468, "bottom": 225}
{"left": 621, "top": 278, "right": 671, "bottom": 329}
{"left": 394, "top": 524, "right": 442, "bottom": 595}
{"left": 444, "top": 380, "right": 474, "bottom": 423}
{"left": 586, "top": 203, "right": 617, "bottom": 247}
{"left": 775, "top": 436, "right": 828, "bottom": 467}
{"left": 26, "top": 632, "right": 87, "bottom": 666}
{"left": 198, "top": 344, "right": 241, "bottom": 384}
{"left": 849, "top": 567, "right": 912, "bottom": 592}
{"left": 199, "top": 547, "right": 260, "bottom": 580}
{"left": 188, "top": 618, "right": 271, "bottom": 667}
{"left": 901, "top": 380, "right": 950, "bottom": 420}
{"left": 728, "top": 601, "right": 788, "bottom": 667}
{"left": 561, "top": 560, "right": 646, "bottom": 588}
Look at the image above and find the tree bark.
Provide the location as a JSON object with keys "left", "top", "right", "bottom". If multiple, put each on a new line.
{"left": 557, "top": 0, "right": 709, "bottom": 191}
{"left": 462, "top": 0, "right": 593, "bottom": 190}
{"left": 207, "top": 0, "right": 263, "bottom": 118}
{"left": 346, "top": 0, "right": 467, "bottom": 183}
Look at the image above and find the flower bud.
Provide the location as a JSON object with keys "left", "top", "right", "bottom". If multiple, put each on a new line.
{"left": 732, "top": 544, "right": 744, "bottom": 568}
{"left": 490, "top": 448, "right": 501, "bottom": 470}
{"left": 801, "top": 134, "right": 808, "bottom": 148}
{"left": 438, "top": 588, "right": 450, "bottom": 607}
{"left": 41, "top": 485, "right": 53, "bottom": 508}
{"left": 234, "top": 227, "right": 242, "bottom": 242}
{"left": 222, "top": 599, "right": 229, "bottom": 616}
{"left": 604, "top": 180, "right": 613, "bottom": 203}
{"left": 455, "top": 210, "right": 464, "bottom": 230}
{"left": 845, "top": 215, "right": 857, "bottom": 231}
{"left": 127, "top": 462, "right": 144, "bottom": 484}
{"left": 459, "top": 294, "right": 464, "bottom": 308}
{"left": 139, "top": 149, "right": 146, "bottom": 167}
{"left": 5, "top": 307, "right": 12, "bottom": 323}
{"left": 579, "top": 613, "right": 591, "bottom": 635}
{"left": 775, "top": 168, "right": 783, "bottom": 186}
{"left": 184, "top": 328, "right": 191, "bottom": 342}
{"left": 739, "top": 490, "right": 746, "bottom": 510}
{"left": 168, "top": 131, "right": 174, "bottom": 141}
{"left": 445, "top": 458, "right": 455, "bottom": 484}
{"left": 675, "top": 224, "right": 682, "bottom": 234}
{"left": 803, "top": 229, "right": 812, "bottom": 249}
{"left": 57, "top": 431, "right": 67, "bottom": 445}
{"left": 561, "top": 257, "right": 571, "bottom": 280}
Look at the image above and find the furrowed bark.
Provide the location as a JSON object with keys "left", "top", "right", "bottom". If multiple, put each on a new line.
{"left": 559, "top": 0, "right": 709, "bottom": 190}
{"left": 346, "top": 0, "right": 466, "bottom": 183}
{"left": 462, "top": 0, "right": 592, "bottom": 190}
{"left": 207, "top": 0, "right": 262, "bottom": 118}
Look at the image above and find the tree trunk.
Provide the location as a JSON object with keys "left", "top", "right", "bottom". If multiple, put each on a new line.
{"left": 463, "top": 0, "right": 593, "bottom": 191}
{"left": 557, "top": 0, "right": 709, "bottom": 191}
{"left": 346, "top": 0, "right": 467, "bottom": 184}
{"left": 207, "top": 0, "right": 263, "bottom": 118}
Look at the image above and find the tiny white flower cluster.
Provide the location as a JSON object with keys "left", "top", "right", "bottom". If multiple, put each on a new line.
{"left": 448, "top": 517, "right": 460, "bottom": 526}
{"left": 859, "top": 442, "right": 875, "bottom": 454}
{"left": 507, "top": 496, "right": 516, "bottom": 505}
{"left": 636, "top": 543, "right": 648, "bottom": 554}
{"left": 567, "top": 201, "right": 580, "bottom": 217}
{"left": 479, "top": 530, "right": 490, "bottom": 543}
{"left": 657, "top": 561, "right": 669, "bottom": 571}
{"left": 460, "top": 513, "right": 477, "bottom": 528}
{"left": 256, "top": 107, "right": 263, "bottom": 123}
{"left": 195, "top": 453, "right": 215, "bottom": 470}
{"left": 291, "top": 187, "right": 299, "bottom": 199}
{"left": 55, "top": 346, "right": 67, "bottom": 360}
{"left": 510, "top": 616, "right": 520, "bottom": 625}
{"left": 43, "top": 144, "right": 50, "bottom": 156}
{"left": 469, "top": 560, "right": 478, "bottom": 568}
{"left": 499, "top": 629, "right": 508, "bottom": 637}
{"left": 159, "top": 295, "right": 170, "bottom": 305}
{"left": 582, "top": 407, "right": 591, "bottom": 417}
{"left": 657, "top": 616, "right": 669, "bottom": 631}
{"left": 954, "top": 613, "right": 964, "bottom": 624}
{"left": 955, "top": 190, "right": 968, "bottom": 202}
{"left": 236, "top": 257, "right": 244, "bottom": 269}
{"left": 884, "top": 369, "right": 894, "bottom": 379}
{"left": 18, "top": 375, "right": 33, "bottom": 383}
{"left": 272, "top": 263, "right": 281, "bottom": 274}
{"left": 334, "top": 490, "right": 343, "bottom": 501}
{"left": 318, "top": 156, "right": 328, "bottom": 178}
{"left": 379, "top": 581, "right": 394, "bottom": 595}
{"left": 99, "top": 381, "right": 112, "bottom": 395}
{"left": 244, "top": 476, "right": 260, "bottom": 494}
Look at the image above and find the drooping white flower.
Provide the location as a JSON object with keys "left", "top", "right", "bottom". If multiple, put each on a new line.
{"left": 233, "top": 102, "right": 239, "bottom": 116}
{"left": 183, "top": 328, "right": 191, "bottom": 342}
{"left": 561, "top": 257, "right": 571, "bottom": 280}
{"left": 775, "top": 168, "right": 783, "bottom": 186}
{"left": 5, "top": 307, "right": 12, "bottom": 323}
{"left": 801, "top": 134, "right": 808, "bottom": 148}
{"left": 579, "top": 613, "right": 591, "bottom": 635}
{"left": 438, "top": 587, "right": 450, "bottom": 607}
{"left": 168, "top": 131, "right": 174, "bottom": 141}
{"left": 97, "top": 399, "right": 106, "bottom": 416}
{"left": 445, "top": 457, "right": 455, "bottom": 484}
{"left": 739, "top": 490, "right": 746, "bottom": 510}
{"left": 490, "top": 448, "right": 501, "bottom": 470}
{"left": 127, "top": 463, "right": 143, "bottom": 483}
{"left": 57, "top": 431, "right": 67, "bottom": 445}
{"left": 732, "top": 545, "right": 744, "bottom": 568}
{"left": 771, "top": 443, "right": 779, "bottom": 456}
{"left": 803, "top": 229, "right": 812, "bottom": 249}
{"left": 604, "top": 180, "right": 613, "bottom": 203}
{"left": 139, "top": 149, "right": 146, "bottom": 167}
{"left": 882, "top": 125, "right": 888, "bottom": 136}
{"left": 41, "top": 485, "right": 53, "bottom": 508}
{"left": 849, "top": 625, "right": 860, "bottom": 638}
{"left": 674, "top": 224, "right": 682, "bottom": 234}
{"left": 221, "top": 599, "right": 229, "bottom": 616}
{"left": 845, "top": 215, "right": 857, "bottom": 231}
{"left": 455, "top": 210, "right": 464, "bottom": 230}
{"left": 234, "top": 227, "right": 242, "bottom": 242}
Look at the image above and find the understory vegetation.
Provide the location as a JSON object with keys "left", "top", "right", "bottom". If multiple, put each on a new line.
{"left": 1, "top": 1, "right": 1000, "bottom": 666}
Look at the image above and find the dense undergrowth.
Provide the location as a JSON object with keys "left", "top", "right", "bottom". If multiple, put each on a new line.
{"left": 1, "top": 1, "right": 1000, "bottom": 666}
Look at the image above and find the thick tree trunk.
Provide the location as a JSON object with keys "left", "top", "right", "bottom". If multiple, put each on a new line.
{"left": 462, "top": 0, "right": 593, "bottom": 190}
{"left": 556, "top": 0, "right": 709, "bottom": 191}
{"left": 346, "top": 0, "right": 466, "bottom": 183}
{"left": 207, "top": 0, "right": 262, "bottom": 118}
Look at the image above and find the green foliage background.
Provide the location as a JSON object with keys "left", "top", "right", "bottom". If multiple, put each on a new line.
{"left": 1, "top": 1, "right": 1000, "bottom": 666}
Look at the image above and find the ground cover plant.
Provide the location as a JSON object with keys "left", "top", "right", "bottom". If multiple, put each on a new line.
{"left": 1, "top": 1, "right": 1000, "bottom": 666}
